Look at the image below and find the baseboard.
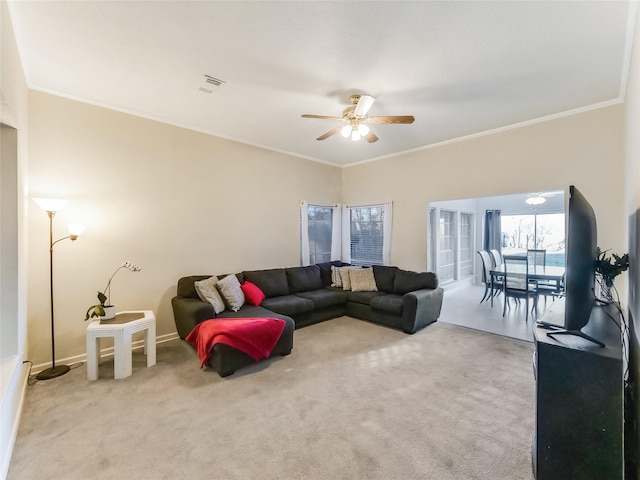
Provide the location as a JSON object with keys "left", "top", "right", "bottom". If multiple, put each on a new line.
{"left": 0, "top": 361, "right": 29, "bottom": 480}
{"left": 31, "top": 332, "right": 180, "bottom": 374}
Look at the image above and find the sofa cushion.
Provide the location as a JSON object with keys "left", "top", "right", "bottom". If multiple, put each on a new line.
{"left": 349, "top": 268, "right": 378, "bottom": 292}
{"left": 261, "top": 295, "right": 314, "bottom": 317}
{"left": 295, "top": 289, "right": 348, "bottom": 309}
{"left": 316, "top": 261, "right": 345, "bottom": 286}
{"left": 393, "top": 270, "right": 439, "bottom": 295}
{"left": 194, "top": 276, "right": 226, "bottom": 314}
{"left": 347, "top": 290, "right": 387, "bottom": 306}
{"left": 286, "top": 265, "right": 323, "bottom": 293}
{"left": 242, "top": 268, "right": 290, "bottom": 298}
{"left": 371, "top": 294, "right": 404, "bottom": 315}
{"left": 240, "top": 281, "right": 265, "bottom": 306}
{"left": 216, "top": 274, "right": 245, "bottom": 312}
{"left": 373, "top": 265, "right": 399, "bottom": 293}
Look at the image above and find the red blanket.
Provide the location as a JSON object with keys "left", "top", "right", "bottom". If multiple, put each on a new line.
{"left": 185, "top": 318, "right": 286, "bottom": 367}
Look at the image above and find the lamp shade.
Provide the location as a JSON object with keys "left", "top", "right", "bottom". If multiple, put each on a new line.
{"left": 67, "top": 224, "right": 85, "bottom": 237}
{"left": 33, "top": 197, "right": 69, "bottom": 213}
{"left": 340, "top": 125, "right": 352, "bottom": 138}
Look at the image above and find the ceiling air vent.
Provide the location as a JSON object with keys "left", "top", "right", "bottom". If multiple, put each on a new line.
{"left": 198, "top": 75, "right": 225, "bottom": 94}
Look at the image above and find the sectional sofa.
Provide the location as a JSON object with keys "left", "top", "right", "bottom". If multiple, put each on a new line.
{"left": 172, "top": 261, "right": 444, "bottom": 376}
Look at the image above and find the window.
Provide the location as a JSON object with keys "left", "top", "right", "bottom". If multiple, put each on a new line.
{"left": 429, "top": 208, "right": 474, "bottom": 283}
{"left": 350, "top": 205, "right": 384, "bottom": 266}
{"left": 459, "top": 212, "right": 473, "bottom": 276}
{"left": 438, "top": 210, "right": 455, "bottom": 282}
{"left": 501, "top": 213, "right": 565, "bottom": 266}
{"left": 307, "top": 205, "right": 333, "bottom": 264}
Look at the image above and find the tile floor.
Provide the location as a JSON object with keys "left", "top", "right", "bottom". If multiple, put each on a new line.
{"left": 439, "top": 284, "right": 559, "bottom": 343}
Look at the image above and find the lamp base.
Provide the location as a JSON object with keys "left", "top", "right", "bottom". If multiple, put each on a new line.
{"left": 36, "top": 364, "right": 71, "bottom": 380}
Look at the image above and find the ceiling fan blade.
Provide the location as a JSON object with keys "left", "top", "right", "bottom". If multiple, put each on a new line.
{"left": 316, "top": 126, "right": 343, "bottom": 141}
{"left": 364, "top": 131, "right": 379, "bottom": 143}
{"left": 302, "top": 114, "right": 343, "bottom": 121}
{"left": 368, "top": 115, "right": 415, "bottom": 124}
{"left": 353, "top": 95, "right": 375, "bottom": 116}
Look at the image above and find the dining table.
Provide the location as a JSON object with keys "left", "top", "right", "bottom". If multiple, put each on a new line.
{"left": 488, "top": 263, "right": 566, "bottom": 307}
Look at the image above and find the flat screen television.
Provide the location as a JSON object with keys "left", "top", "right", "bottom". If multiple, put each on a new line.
{"left": 545, "top": 185, "right": 603, "bottom": 346}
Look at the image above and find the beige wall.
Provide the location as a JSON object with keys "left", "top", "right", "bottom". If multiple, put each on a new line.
{"left": 343, "top": 105, "right": 627, "bottom": 273}
{"left": 26, "top": 91, "right": 341, "bottom": 367}
{"left": 27, "top": 92, "right": 628, "bottom": 369}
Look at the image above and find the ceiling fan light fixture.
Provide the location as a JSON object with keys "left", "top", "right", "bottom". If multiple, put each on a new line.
{"left": 351, "top": 130, "right": 361, "bottom": 141}
{"left": 357, "top": 124, "right": 369, "bottom": 136}
{"left": 341, "top": 125, "right": 352, "bottom": 138}
{"left": 526, "top": 194, "right": 546, "bottom": 205}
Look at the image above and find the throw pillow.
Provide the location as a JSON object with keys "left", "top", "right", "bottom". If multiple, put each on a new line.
{"left": 340, "top": 266, "right": 362, "bottom": 291}
{"left": 331, "top": 265, "right": 358, "bottom": 288}
{"left": 241, "top": 280, "right": 266, "bottom": 306}
{"left": 216, "top": 274, "right": 245, "bottom": 312}
{"left": 349, "top": 268, "right": 378, "bottom": 292}
{"left": 194, "top": 276, "right": 226, "bottom": 314}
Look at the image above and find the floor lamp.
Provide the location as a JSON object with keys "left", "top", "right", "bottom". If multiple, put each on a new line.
{"left": 33, "top": 198, "right": 85, "bottom": 380}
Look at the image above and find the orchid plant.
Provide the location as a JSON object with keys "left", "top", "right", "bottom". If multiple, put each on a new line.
{"left": 85, "top": 261, "right": 142, "bottom": 320}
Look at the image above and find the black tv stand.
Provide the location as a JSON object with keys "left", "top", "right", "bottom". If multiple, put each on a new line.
{"left": 533, "top": 297, "right": 623, "bottom": 479}
{"left": 546, "top": 328, "right": 605, "bottom": 347}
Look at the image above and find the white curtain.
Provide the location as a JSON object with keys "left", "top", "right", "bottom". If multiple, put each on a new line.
{"left": 341, "top": 204, "right": 351, "bottom": 263}
{"left": 300, "top": 201, "right": 310, "bottom": 266}
{"left": 383, "top": 201, "right": 393, "bottom": 265}
{"left": 331, "top": 204, "right": 342, "bottom": 261}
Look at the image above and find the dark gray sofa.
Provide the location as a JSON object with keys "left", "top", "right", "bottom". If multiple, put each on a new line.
{"left": 171, "top": 261, "right": 444, "bottom": 376}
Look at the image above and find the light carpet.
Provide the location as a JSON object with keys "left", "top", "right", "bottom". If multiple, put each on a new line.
{"left": 8, "top": 317, "right": 535, "bottom": 480}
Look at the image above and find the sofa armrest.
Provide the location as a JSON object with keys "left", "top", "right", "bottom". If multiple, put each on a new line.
{"left": 401, "top": 287, "right": 444, "bottom": 334}
{"left": 171, "top": 296, "right": 215, "bottom": 339}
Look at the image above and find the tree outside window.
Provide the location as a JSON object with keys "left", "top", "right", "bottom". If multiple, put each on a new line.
{"left": 502, "top": 213, "right": 565, "bottom": 266}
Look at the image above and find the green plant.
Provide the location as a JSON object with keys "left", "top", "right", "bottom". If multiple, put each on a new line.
{"left": 594, "top": 247, "right": 629, "bottom": 289}
{"left": 85, "top": 261, "right": 142, "bottom": 320}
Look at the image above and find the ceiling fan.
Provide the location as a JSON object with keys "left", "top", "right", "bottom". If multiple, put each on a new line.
{"left": 525, "top": 191, "right": 562, "bottom": 205}
{"left": 302, "top": 94, "right": 415, "bottom": 143}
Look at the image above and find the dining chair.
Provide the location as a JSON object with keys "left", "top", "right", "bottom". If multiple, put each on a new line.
{"left": 527, "top": 248, "right": 556, "bottom": 307}
{"left": 489, "top": 249, "right": 503, "bottom": 268}
{"left": 488, "top": 249, "right": 504, "bottom": 302}
{"left": 527, "top": 249, "right": 546, "bottom": 267}
{"left": 477, "top": 250, "right": 495, "bottom": 304}
{"left": 503, "top": 256, "right": 538, "bottom": 321}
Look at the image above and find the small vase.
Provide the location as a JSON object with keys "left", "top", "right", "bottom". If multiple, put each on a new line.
{"left": 100, "top": 306, "right": 117, "bottom": 320}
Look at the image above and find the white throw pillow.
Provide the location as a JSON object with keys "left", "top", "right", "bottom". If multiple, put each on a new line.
{"left": 331, "top": 265, "right": 360, "bottom": 288}
{"left": 349, "top": 268, "right": 378, "bottom": 292}
{"left": 339, "top": 266, "right": 362, "bottom": 291}
{"left": 216, "top": 274, "right": 245, "bottom": 312}
{"left": 194, "top": 276, "right": 226, "bottom": 314}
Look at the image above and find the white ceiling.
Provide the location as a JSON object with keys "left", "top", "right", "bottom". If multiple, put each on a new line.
{"left": 8, "top": 1, "right": 636, "bottom": 167}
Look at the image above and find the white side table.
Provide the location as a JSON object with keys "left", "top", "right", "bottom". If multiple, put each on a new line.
{"left": 86, "top": 310, "right": 156, "bottom": 380}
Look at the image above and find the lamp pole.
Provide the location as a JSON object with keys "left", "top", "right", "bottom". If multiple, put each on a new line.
{"left": 36, "top": 210, "right": 74, "bottom": 380}
{"left": 32, "top": 197, "right": 83, "bottom": 380}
